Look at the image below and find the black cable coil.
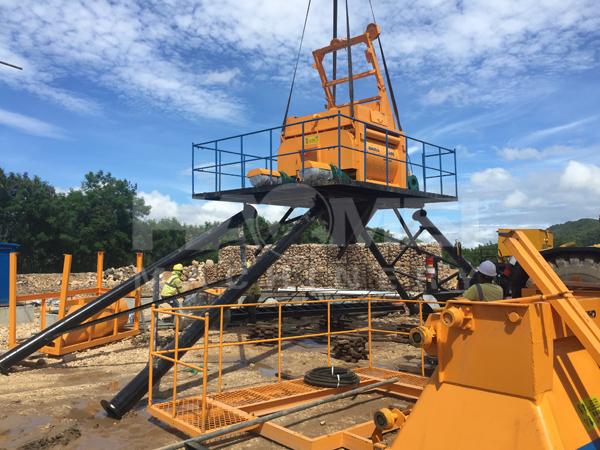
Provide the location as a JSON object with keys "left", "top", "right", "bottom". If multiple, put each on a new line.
{"left": 304, "top": 367, "right": 360, "bottom": 389}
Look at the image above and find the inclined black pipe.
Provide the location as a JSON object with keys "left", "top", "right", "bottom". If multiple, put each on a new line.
{"left": 101, "top": 203, "right": 325, "bottom": 420}
{"left": 412, "top": 209, "right": 475, "bottom": 278}
{"left": 361, "top": 228, "right": 419, "bottom": 315}
{"left": 0, "top": 205, "right": 256, "bottom": 375}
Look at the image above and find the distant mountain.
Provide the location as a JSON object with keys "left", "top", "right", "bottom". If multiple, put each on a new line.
{"left": 548, "top": 218, "right": 600, "bottom": 247}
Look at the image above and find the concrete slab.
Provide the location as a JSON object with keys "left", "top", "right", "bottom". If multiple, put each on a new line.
{"left": 0, "top": 305, "right": 35, "bottom": 325}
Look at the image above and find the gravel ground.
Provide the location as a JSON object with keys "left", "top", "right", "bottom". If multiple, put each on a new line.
{"left": 0, "top": 312, "right": 425, "bottom": 450}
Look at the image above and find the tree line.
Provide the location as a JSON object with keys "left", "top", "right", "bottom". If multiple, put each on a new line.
{"left": 1, "top": 168, "right": 396, "bottom": 273}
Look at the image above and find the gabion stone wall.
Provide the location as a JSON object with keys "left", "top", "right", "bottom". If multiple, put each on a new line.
{"left": 218, "top": 243, "right": 456, "bottom": 293}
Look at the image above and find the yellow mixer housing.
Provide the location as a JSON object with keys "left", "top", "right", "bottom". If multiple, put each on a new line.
{"left": 277, "top": 23, "right": 408, "bottom": 189}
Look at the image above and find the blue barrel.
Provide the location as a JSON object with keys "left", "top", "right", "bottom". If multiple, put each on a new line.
{"left": 0, "top": 243, "right": 20, "bottom": 306}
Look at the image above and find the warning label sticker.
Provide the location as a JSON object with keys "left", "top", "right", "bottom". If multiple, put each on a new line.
{"left": 574, "top": 396, "right": 600, "bottom": 431}
{"left": 304, "top": 135, "right": 320, "bottom": 146}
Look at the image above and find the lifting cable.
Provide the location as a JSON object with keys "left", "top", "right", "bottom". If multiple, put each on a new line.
{"left": 280, "top": 0, "right": 312, "bottom": 141}
{"left": 367, "top": 0, "right": 416, "bottom": 172}
{"left": 345, "top": 0, "right": 355, "bottom": 118}
{"left": 367, "top": 0, "right": 402, "bottom": 132}
{"left": 304, "top": 367, "right": 360, "bottom": 388}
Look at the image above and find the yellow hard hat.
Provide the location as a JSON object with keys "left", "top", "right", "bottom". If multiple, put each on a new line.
{"left": 173, "top": 264, "right": 184, "bottom": 271}
{"left": 246, "top": 261, "right": 251, "bottom": 268}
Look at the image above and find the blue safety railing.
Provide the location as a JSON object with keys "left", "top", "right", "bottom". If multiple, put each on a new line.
{"left": 192, "top": 111, "right": 457, "bottom": 198}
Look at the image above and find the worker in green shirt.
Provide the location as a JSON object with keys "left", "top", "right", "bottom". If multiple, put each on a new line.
{"left": 462, "top": 261, "right": 503, "bottom": 302}
{"left": 161, "top": 264, "right": 184, "bottom": 307}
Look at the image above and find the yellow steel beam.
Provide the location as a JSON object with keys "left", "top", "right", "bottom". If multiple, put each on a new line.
{"left": 503, "top": 230, "right": 600, "bottom": 366}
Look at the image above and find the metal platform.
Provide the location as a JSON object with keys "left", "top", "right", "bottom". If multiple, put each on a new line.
{"left": 192, "top": 178, "right": 456, "bottom": 210}
{"left": 147, "top": 367, "right": 428, "bottom": 438}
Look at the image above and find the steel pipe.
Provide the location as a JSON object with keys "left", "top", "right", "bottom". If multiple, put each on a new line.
{"left": 101, "top": 203, "right": 325, "bottom": 419}
{"left": 0, "top": 205, "right": 256, "bottom": 375}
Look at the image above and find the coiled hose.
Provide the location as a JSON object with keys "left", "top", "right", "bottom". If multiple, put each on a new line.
{"left": 304, "top": 367, "right": 360, "bottom": 389}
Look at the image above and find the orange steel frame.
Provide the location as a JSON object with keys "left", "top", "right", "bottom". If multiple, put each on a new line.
{"left": 8, "top": 251, "right": 143, "bottom": 355}
{"left": 147, "top": 297, "right": 435, "bottom": 449}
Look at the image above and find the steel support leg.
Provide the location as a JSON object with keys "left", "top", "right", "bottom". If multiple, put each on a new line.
{"left": 360, "top": 229, "right": 418, "bottom": 315}
{"left": 101, "top": 203, "right": 325, "bottom": 419}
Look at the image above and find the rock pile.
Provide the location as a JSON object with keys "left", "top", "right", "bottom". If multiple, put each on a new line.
{"left": 103, "top": 265, "right": 137, "bottom": 286}
{"left": 318, "top": 316, "right": 352, "bottom": 331}
{"left": 246, "top": 322, "right": 278, "bottom": 345}
{"left": 392, "top": 323, "right": 414, "bottom": 344}
{"left": 331, "top": 335, "right": 368, "bottom": 362}
{"left": 218, "top": 243, "right": 457, "bottom": 292}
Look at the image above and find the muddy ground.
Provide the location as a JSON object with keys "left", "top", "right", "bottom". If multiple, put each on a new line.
{"left": 0, "top": 311, "right": 424, "bottom": 450}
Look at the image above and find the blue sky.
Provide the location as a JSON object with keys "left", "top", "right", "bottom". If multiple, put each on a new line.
{"left": 1, "top": 0, "right": 599, "bottom": 247}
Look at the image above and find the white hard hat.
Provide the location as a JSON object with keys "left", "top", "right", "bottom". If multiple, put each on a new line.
{"left": 477, "top": 260, "right": 497, "bottom": 277}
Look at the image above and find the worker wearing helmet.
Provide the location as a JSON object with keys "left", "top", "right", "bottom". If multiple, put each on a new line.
{"left": 242, "top": 261, "right": 260, "bottom": 324}
{"left": 462, "top": 261, "right": 503, "bottom": 302}
{"left": 161, "top": 264, "right": 184, "bottom": 307}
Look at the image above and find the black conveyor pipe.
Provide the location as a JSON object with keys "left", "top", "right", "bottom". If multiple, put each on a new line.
{"left": 0, "top": 205, "right": 257, "bottom": 375}
{"left": 412, "top": 209, "right": 475, "bottom": 278}
{"left": 101, "top": 203, "right": 325, "bottom": 420}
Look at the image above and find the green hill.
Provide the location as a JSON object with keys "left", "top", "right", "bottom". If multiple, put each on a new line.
{"left": 548, "top": 218, "right": 600, "bottom": 247}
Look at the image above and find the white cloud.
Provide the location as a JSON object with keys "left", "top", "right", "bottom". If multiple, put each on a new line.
{"left": 376, "top": 0, "right": 600, "bottom": 106}
{"left": 0, "top": 1, "right": 250, "bottom": 120}
{"left": 0, "top": 108, "right": 65, "bottom": 138}
{"left": 424, "top": 83, "right": 470, "bottom": 106}
{"left": 1, "top": 0, "right": 599, "bottom": 118}
{"left": 502, "top": 190, "right": 527, "bottom": 208}
{"left": 450, "top": 157, "right": 600, "bottom": 240}
{"left": 139, "top": 190, "right": 289, "bottom": 225}
{"left": 560, "top": 160, "right": 600, "bottom": 195}
{"left": 519, "top": 116, "right": 599, "bottom": 144}
{"left": 497, "top": 145, "right": 572, "bottom": 160}
{"left": 470, "top": 168, "right": 511, "bottom": 186}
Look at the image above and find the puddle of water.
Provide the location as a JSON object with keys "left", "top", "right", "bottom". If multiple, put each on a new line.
{"left": 147, "top": 416, "right": 188, "bottom": 439}
{"left": 0, "top": 415, "right": 53, "bottom": 437}
{"left": 258, "top": 366, "right": 279, "bottom": 377}
{"left": 0, "top": 415, "right": 54, "bottom": 447}
{"left": 106, "top": 380, "right": 127, "bottom": 391}
{"left": 288, "top": 339, "right": 326, "bottom": 352}
{"left": 65, "top": 373, "right": 106, "bottom": 383}
{"left": 67, "top": 402, "right": 109, "bottom": 421}
{"left": 76, "top": 435, "right": 121, "bottom": 449}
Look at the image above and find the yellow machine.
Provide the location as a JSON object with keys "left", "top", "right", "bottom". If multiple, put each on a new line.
{"left": 276, "top": 23, "right": 408, "bottom": 188}
{"left": 404, "top": 231, "right": 600, "bottom": 450}
{"left": 497, "top": 228, "right": 553, "bottom": 262}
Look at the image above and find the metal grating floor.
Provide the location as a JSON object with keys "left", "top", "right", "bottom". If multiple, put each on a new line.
{"left": 148, "top": 367, "right": 428, "bottom": 436}
{"left": 150, "top": 398, "right": 252, "bottom": 433}
{"left": 353, "top": 367, "right": 429, "bottom": 387}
